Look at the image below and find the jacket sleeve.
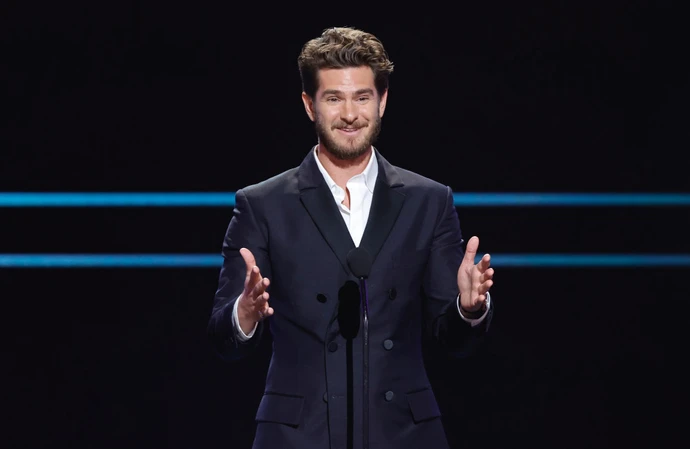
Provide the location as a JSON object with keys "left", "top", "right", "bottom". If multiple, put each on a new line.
{"left": 207, "top": 188, "right": 272, "bottom": 362}
{"left": 422, "top": 186, "right": 493, "bottom": 357}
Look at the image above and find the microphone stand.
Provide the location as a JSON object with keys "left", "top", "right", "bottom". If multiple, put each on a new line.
{"left": 346, "top": 333, "right": 354, "bottom": 449}
{"left": 359, "top": 275, "right": 369, "bottom": 449}
{"left": 338, "top": 281, "right": 359, "bottom": 449}
{"left": 346, "top": 247, "right": 372, "bottom": 449}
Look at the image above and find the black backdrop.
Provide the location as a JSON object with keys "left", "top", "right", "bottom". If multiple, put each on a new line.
{"left": 3, "top": 2, "right": 689, "bottom": 449}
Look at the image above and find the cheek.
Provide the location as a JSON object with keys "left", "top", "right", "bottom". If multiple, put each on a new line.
{"left": 318, "top": 110, "right": 339, "bottom": 124}
{"left": 365, "top": 105, "right": 380, "bottom": 118}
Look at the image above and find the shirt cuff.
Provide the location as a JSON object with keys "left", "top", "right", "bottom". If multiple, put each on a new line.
{"left": 457, "top": 291, "right": 491, "bottom": 327}
{"left": 233, "top": 295, "right": 257, "bottom": 341}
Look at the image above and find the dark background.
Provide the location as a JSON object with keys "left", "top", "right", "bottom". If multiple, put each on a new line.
{"left": 3, "top": 2, "right": 689, "bottom": 448}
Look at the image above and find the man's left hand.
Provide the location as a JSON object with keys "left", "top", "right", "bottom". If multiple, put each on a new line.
{"left": 457, "top": 236, "right": 494, "bottom": 313}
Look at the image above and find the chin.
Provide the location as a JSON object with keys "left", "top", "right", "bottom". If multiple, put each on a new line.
{"left": 317, "top": 129, "right": 373, "bottom": 161}
{"left": 336, "top": 146, "right": 371, "bottom": 161}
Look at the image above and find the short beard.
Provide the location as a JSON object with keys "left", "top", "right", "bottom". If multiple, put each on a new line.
{"left": 315, "top": 113, "right": 382, "bottom": 161}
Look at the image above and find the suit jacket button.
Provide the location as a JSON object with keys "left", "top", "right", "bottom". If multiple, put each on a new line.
{"left": 323, "top": 392, "right": 328, "bottom": 403}
{"left": 388, "top": 288, "right": 397, "bottom": 300}
{"left": 383, "top": 339, "right": 394, "bottom": 350}
{"left": 316, "top": 293, "right": 327, "bottom": 303}
{"left": 384, "top": 391, "right": 395, "bottom": 401}
{"left": 328, "top": 342, "right": 338, "bottom": 352}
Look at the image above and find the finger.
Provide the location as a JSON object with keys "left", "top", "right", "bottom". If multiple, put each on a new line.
{"left": 258, "top": 303, "right": 274, "bottom": 321}
{"left": 477, "top": 254, "right": 491, "bottom": 272}
{"left": 250, "top": 277, "right": 270, "bottom": 301}
{"left": 462, "top": 236, "right": 479, "bottom": 264}
{"left": 261, "top": 301, "right": 274, "bottom": 317}
{"left": 255, "top": 291, "right": 269, "bottom": 310}
{"left": 478, "top": 280, "right": 493, "bottom": 295}
{"left": 480, "top": 267, "right": 494, "bottom": 283}
{"left": 254, "top": 292, "right": 268, "bottom": 315}
{"left": 239, "top": 248, "right": 256, "bottom": 274}
{"left": 465, "top": 294, "right": 486, "bottom": 311}
{"left": 245, "top": 266, "right": 263, "bottom": 295}
{"left": 241, "top": 248, "right": 263, "bottom": 291}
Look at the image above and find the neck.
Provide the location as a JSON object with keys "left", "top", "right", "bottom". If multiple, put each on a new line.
{"left": 316, "top": 143, "right": 372, "bottom": 189}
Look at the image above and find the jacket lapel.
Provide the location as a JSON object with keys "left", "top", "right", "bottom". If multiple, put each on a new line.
{"left": 358, "top": 149, "right": 405, "bottom": 267}
{"left": 298, "top": 149, "right": 356, "bottom": 274}
{"left": 297, "top": 147, "right": 406, "bottom": 274}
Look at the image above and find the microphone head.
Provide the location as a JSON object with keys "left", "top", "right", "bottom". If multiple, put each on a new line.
{"left": 347, "top": 248, "right": 372, "bottom": 279}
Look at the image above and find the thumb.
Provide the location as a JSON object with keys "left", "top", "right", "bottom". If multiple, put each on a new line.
{"left": 462, "top": 236, "right": 479, "bottom": 264}
{"left": 239, "top": 248, "right": 256, "bottom": 274}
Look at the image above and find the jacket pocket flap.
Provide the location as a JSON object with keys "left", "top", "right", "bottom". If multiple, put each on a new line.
{"left": 255, "top": 393, "right": 304, "bottom": 427}
{"left": 406, "top": 388, "right": 441, "bottom": 423}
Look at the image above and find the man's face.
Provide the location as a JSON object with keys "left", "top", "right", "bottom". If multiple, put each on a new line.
{"left": 302, "top": 66, "right": 388, "bottom": 160}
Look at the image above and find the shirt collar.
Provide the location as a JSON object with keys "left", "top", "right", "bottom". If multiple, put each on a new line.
{"left": 313, "top": 145, "right": 378, "bottom": 194}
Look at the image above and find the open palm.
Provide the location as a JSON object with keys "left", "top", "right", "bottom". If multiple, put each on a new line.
{"left": 457, "top": 236, "right": 494, "bottom": 312}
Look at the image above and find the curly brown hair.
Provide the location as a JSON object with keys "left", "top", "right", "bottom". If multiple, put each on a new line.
{"left": 298, "top": 27, "right": 394, "bottom": 99}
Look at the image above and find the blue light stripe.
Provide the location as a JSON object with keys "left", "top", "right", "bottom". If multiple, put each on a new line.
{"left": 452, "top": 193, "right": 690, "bottom": 206}
{"left": 0, "top": 193, "right": 236, "bottom": 207}
{"left": 1, "top": 192, "right": 689, "bottom": 207}
{"left": 1, "top": 254, "right": 689, "bottom": 268}
{"left": 484, "top": 254, "right": 690, "bottom": 267}
{"left": 0, "top": 254, "right": 221, "bottom": 267}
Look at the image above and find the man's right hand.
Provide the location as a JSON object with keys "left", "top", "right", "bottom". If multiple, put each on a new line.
{"left": 237, "top": 247, "right": 273, "bottom": 335}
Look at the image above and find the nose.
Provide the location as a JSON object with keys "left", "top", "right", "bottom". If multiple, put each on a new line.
{"left": 340, "top": 99, "right": 358, "bottom": 124}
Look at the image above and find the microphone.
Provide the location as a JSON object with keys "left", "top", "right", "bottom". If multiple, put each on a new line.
{"left": 346, "top": 248, "right": 372, "bottom": 449}
{"left": 337, "top": 280, "right": 361, "bottom": 340}
{"left": 347, "top": 247, "right": 373, "bottom": 278}
{"left": 337, "top": 280, "right": 360, "bottom": 449}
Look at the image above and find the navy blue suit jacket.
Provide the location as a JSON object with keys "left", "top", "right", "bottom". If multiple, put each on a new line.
{"left": 208, "top": 148, "right": 493, "bottom": 449}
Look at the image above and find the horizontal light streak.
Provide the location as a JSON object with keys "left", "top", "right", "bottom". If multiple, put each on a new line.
{"left": 0, "top": 192, "right": 688, "bottom": 207}
{"left": 1, "top": 254, "right": 689, "bottom": 268}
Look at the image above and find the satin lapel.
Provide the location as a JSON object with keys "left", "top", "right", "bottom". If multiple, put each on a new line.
{"left": 358, "top": 151, "right": 406, "bottom": 267}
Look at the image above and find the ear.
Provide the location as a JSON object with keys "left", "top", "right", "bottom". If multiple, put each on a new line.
{"left": 301, "top": 92, "right": 316, "bottom": 122}
{"left": 378, "top": 89, "right": 389, "bottom": 118}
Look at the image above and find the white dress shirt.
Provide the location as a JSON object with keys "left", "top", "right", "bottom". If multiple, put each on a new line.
{"left": 233, "top": 146, "right": 490, "bottom": 340}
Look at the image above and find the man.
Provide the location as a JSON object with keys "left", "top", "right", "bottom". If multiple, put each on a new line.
{"left": 208, "top": 27, "right": 495, "bottom": 449}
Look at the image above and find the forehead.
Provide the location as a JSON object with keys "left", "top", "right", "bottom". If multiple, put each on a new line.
{"left": 316, "top": 66, "right": 376, "bottom": 94}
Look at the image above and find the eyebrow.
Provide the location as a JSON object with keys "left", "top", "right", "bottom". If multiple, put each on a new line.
{"left": 321, "top": 88, "right": 375, "bottom": 97}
